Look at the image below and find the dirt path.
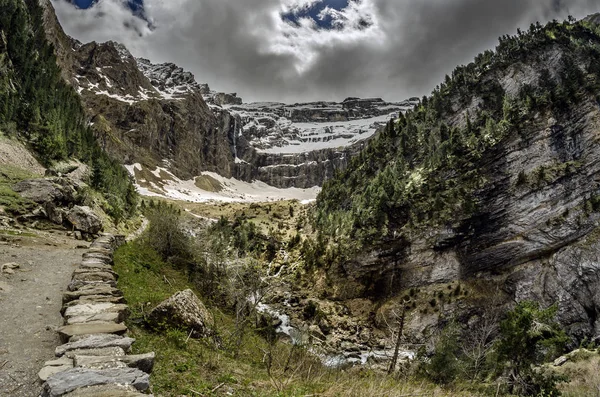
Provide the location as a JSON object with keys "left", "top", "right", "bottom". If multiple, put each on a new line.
{"left": 0, "top": 231, "right": 84, "bottom": 397}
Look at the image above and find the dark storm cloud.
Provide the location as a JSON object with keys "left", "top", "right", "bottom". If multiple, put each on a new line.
{"left": 52, "top": 0, "right": 599, "bottom": 103}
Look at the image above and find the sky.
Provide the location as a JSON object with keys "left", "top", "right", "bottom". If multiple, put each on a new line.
{"left": 53, "top": 0, "right": 599, "bottom": 103}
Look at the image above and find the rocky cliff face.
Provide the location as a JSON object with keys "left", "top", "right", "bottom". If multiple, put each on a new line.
{"left": 315, "top": 18, "right": 600, "bottom": 343}
{"left": 40, "top": 0, "right": 416, "bottom": 189}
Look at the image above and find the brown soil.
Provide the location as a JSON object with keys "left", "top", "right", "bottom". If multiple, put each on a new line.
{"left": 0, "top": 230, "right": 84, "bottom": 397}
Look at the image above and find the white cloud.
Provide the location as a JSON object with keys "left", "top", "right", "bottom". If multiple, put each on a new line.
{"left": 52, "top": 0, "right": 600, "bottom": 103}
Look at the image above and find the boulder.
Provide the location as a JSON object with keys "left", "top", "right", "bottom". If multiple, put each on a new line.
{"left": 12, "top": 178, "right": 76, "bottom": 205}
{"left": 66, "top": 206, "right": 103, "bottom": 234}
{"left": 44, "top": 202, "right": 65, "bottom": 224}
{"left": 42, "top": 367, "right": 150, "bottom": 396}
{"left": 147, "top": 289, "right": 213, "bottom": 338}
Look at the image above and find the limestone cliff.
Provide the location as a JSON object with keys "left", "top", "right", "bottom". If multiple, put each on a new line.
{"left": 315, "top": 16, "right": 600, "bottom": 342}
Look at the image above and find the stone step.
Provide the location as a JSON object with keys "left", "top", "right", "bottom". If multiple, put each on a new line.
{"left": 81, "top": 258, "right": 112, "bottom": 266}
{"left": 58, "top": 323, "right": 128, "bottom": 344}
{"left": 42, "top": 368, "right": 149, "bottom": 397}
{"left": 39, "top": 356, "right": 74, "bottom": 382}
{"left": 74, "top": 268, "right": 118, "bottom": 277}
{"left": 85, "top": 247, "right": 113, "bottom": 257}
{"left": 64, "top": 303, "right": 129, "bottom": 320}
{"left": 63, "top": 285, "right": 123, "bottom": 304}
{"left": 71, "top": 271, "right": 118, "bottom": 283}
{"left": 68, "top": 279, "right": 118, "bottom": 292}
{"left": 56, "top": 334, "right": 135, "bottom": 357}
{"left": 63, "top": 384, "right": 149, "bottom": 397}
{"left": 65, "top": 311, "right": 123, "bottom": 325}
{"left": 65, "top": 347, "right": 126, "bottom": 359}
{"left": 82, "top": 252, "right": 113, "bottom": 261}
{"left": 74, "top": 352, "right": 155, "bottom": 373}
{"left": 62, "top": 296, "right": 126, "bottom": 315}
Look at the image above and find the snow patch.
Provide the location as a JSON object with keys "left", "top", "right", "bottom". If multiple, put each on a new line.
{"left": 126, "top": 163, "right": 320, "bottom": 203}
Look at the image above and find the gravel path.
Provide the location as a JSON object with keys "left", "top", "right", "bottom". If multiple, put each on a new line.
{"left": 0, "top": 231, "right": 84, "bottom": 397}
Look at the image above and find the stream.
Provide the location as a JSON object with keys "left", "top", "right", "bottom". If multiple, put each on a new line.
{"left": 255, "top": 301, "right": 415, "bottom": 368}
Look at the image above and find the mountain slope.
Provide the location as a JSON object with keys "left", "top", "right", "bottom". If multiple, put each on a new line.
{"left": 40, "top": 0, "right": 416, "bottom": 191}
{"left": 0, "top": 0, "right": 136, "bottom": 220}
{"left": 313, "top": 16, "right": 600, "bottom": 341}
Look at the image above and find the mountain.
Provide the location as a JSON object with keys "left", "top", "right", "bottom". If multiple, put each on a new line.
{"left": 39, "top": 0, "right": 416, "bottom": 197}
{"left": 0, "top": 0, "right": 136, "bottom": 221}
{"left": 313, "top": 16, "right": 600, "bottom": 341}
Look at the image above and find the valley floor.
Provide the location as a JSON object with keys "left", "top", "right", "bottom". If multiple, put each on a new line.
{"left": 0, "top": 230, "right": 83, "bottom": 397}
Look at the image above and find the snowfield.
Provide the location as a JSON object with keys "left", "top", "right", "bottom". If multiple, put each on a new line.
{"left": 126, "top": 164, "right": 320, "bottom": 203}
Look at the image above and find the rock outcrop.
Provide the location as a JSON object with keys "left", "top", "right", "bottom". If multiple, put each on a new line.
{"left": 315, "top": 18, "right": 600, "bottom": 345}
{"left": 11, "top": 177, "right": 105, "bottom": 235}
{"left": 147, "top": 289, "right": 213, "bottom": 338}
{"left": 40, "top": 234, "right": 156, "bottom": 397}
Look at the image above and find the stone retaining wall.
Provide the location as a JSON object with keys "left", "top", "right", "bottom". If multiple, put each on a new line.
{"left": 38, "top": 234, "right": 155, "bottom": 396}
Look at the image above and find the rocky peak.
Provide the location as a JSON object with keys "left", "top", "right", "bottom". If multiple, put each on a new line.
{"left": 136, "top": 58, "right": 204, "bottom": 100}
{"left": 71, "top": 41, "right": 157, "bottom": 103}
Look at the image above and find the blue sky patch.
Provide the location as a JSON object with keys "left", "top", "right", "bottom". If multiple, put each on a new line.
{"left": 282, "top": 0, "right": 352, "bottom": 30}
{"left": 71, "top": 0, "right": 145, "bottom": 16}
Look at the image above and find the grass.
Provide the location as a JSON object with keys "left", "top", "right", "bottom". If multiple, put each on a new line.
{"left": 0, "top": 164, "right": 38, "bottom": 215}
{"left": 114, "top": 236, "right": 489, "bottom": 397}
{"left": 178, "top": 199, "right": 309, "bottom": 239}
{"left": 553, "top": 350, "right": 600, "bottom": 397}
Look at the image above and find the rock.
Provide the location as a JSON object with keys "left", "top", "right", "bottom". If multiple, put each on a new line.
{"left": 65, "top": 347, "right": 126, "bottom": 359}
{"left": 58, "top": 323, "right": 128, "bottom": 343}
{"left": 212, "top": 92, "right": 243, "bottom": 106}
{"left": 12, "top": 178, "right": 76, "bottom": 205}
{"left": 62, "top": 296, "right": 126, "bottom": 314}
{"left": 82, "top": 252, "right": 113, "bottom": 262}
{"left": 74, "top": 231, "right": 83, "bottom": 240}
{"left": 66, "top": 206, "right": 103, "bottom": 234}
{"left": 45, "top": 202, "right": 64, "bottom": 224}
{"left": 79, "top": 261, "right": 114, "bottom": 271}
{"left": 66, "top": 311, "right": 123, "bottom": 325}
{"left": 62, "top": 384, "right": 149, "bottom": 397}
{"left": 147, "top": 289, "right": 213, "bottom": 338}
{"left": 56, "top": 334, "right": 135, "bottom": 357}
{"left": 553, "top": 355, "right": 569, "bottom": 366}
{"left": 68, "top": 272, "right": 118, "bottom": 291}
{"left": 63, "top": 285, "right": 123, "bottom": 304}
{"left": 42, "top": 367, "right": 150, "bottom": 396}
{"left": 39, "top": 356, "right": 74, "bottom": 381}
{"left": 74, "top": 352, "right": 155, "bottom": 373}
{"left": 68, "top": 278, "right": 118, "bottom": 292}
{"left": 1, "top": 262, "right": 20, "bottom": 274}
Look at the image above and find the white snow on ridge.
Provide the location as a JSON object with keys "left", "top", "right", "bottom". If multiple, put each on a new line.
{"left": 126, "top": 163, "right": 320, "bottom": 204}
{"left": 254, "top": 113, "right": 395, "bottom": 154}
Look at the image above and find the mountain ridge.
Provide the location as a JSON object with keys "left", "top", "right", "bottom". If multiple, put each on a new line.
{"left": 40, "top": 0, "right": 416, "bottom": 192}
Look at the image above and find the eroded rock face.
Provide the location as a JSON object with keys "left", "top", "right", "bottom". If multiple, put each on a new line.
{"left": 147, "top": 289, "right": 213, "bottom": 338}
{"left": 323, "top": 46, "right": 600, "bottom": 343}
{"left": 66, "top": 206, "right": 103, "bottom": 235}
